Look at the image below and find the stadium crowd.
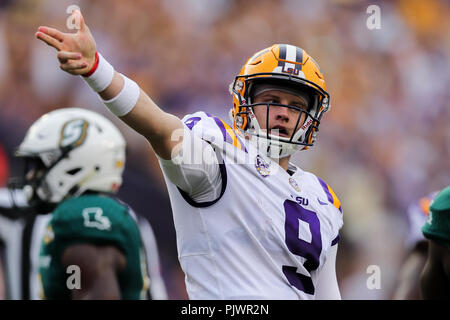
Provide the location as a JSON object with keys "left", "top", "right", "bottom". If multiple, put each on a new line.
{"left": 0, "top": 0, "right": 449, "bottom": 299}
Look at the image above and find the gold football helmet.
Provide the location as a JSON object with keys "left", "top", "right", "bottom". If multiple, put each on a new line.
{"left": 230, "top": 44, "right": 330, "bottom": 158}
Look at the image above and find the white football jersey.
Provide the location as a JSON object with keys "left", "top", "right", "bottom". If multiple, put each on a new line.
{"left": 160, "top": 112, "right": 343, "bottom": 300}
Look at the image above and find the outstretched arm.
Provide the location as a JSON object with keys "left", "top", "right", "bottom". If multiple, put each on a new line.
{"left": 35, "top": 10, "right": 222, "bottom": 202}
{"left": 35, "top": 10, "right": 182, "bottom": 160}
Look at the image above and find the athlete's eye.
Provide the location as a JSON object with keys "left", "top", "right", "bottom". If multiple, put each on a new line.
{"left": 263, "top": 98, "right": 278, "bottom": 104}
{"left": 291, "top": 103, "right": 308, "bottom": 110}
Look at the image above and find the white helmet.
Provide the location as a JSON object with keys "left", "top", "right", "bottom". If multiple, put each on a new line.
{"left": 16, "top": 108, "right": 126, "bottom": 205}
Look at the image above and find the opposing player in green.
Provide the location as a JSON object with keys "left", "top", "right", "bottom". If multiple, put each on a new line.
{"left": 15, "top": 108, "right": 156, "bottom": 299}
{"left": 421, "top": 186, "right": 450, "bottom": 299}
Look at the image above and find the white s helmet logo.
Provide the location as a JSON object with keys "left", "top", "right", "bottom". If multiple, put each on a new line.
{"left": 60, "top": 119, "right": 89, "bottom": 148}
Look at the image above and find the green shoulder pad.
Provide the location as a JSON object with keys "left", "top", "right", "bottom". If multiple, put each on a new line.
{"left": 50, "top": 194, "right": 141, "bottom": 254}
{"left": 39, "top": 195, "right": 147, "bottom": 300}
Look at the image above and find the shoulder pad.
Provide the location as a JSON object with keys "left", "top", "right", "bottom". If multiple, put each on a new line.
{"left": 315, "top": 176, "right": 343, "bottom": 214}
{"left": 182, "top": 111, "right": 247, "bottom": 152}
{"left": 51, "top": 195, "right": 138, "bottom": 239}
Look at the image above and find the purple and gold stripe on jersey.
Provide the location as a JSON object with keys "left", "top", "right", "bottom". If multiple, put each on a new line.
{"left": 206, "top": 113, "right": 248, "bottom": 152}
{"left": 317, "top": 177, "right": 343, "bottom": 214}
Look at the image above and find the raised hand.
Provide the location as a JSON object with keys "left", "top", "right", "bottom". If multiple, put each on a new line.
{"left": 35, "top": 10, "right": 97, "bottom": 75}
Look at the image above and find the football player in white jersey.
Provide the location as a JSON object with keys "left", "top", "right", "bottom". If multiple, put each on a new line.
{"left": 35, "top": 10, "right": 343, "bottom": 300}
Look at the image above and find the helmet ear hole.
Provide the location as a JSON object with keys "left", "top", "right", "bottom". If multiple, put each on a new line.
{"left": 66, "top": 168, "right": 82, "bottom": 176}
{"left": 305, "top": 122, "right": 319, "bottom": 145}
{"left": 229, "top": 108, "right": 235, "bottom": 124}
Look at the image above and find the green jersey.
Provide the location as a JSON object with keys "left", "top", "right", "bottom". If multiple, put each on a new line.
{"left": 38, "top": 194, "right": 150, "bottom": 299}
{"left": 422, "top": 186, "right": 450, "bottom": 250}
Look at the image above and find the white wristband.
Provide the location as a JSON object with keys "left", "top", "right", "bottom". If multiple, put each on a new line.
{"left": 81, "top": 53, "right": 114, "bottom": 92}
{"left": 103, "top": 74, "right": 140, "bottom": 117}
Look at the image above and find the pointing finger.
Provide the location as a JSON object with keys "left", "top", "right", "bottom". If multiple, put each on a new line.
{"left": 35, "top": 31, "right": 62, "bottom": 51}
{"left": 38, "top": 26, "right": 65, "bottom": 42}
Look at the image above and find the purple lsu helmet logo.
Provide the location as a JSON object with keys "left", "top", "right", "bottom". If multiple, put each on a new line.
{"left": 282, "top": 66, "right": 300, "bottom": 76}
{"left": 255, "top": 155, "right": 270, "bottom": 177}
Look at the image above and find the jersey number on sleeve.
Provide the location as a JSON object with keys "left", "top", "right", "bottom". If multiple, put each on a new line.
{"left": 283, "top": 200, "right": 322, "bottom": 295}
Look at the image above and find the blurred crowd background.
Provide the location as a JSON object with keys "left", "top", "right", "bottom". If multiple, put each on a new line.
{"left": 0, "top": 0, "right": 449, "bottom": 299}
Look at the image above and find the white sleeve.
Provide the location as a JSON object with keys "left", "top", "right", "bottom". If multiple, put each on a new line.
{"left": 137, "top": 217, "right": 168, "bottom": 300}
{"left": 315, "top": 244, "right": 342, "bottom": 300}
{"left": 0, "top": 188, "right": 28, "bottom": 208}
{"left": 158, "top": 126, "right": 223, "bottom": 203}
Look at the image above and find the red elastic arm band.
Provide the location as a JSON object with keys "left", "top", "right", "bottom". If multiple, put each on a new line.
{"left": 82, "top": 52, "right": 99, "bottom": 77}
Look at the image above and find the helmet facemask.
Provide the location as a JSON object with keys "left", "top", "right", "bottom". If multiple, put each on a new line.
{"left": 10, "top": 147, "right": 72, "bottom": 213}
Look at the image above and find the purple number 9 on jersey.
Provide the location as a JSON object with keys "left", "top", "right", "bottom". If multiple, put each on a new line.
{"left": 283, "top": 199, "right": 322, "bottom": 295}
